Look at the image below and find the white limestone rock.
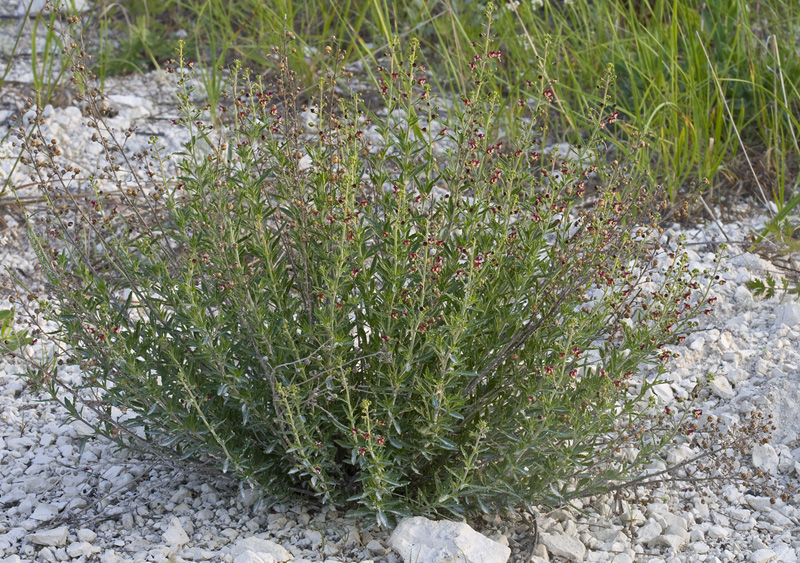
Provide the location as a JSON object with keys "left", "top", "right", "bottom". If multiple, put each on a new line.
{"left": 773, "top": 543, "right": 798, "bottom": 563}
{"left": 180, "top": 547, "right": 219, "bottom": 560}
{"left": 650, "top": 383, "right": 673, "bottom": 404}
{"left": 233, "top": 551, "right": 274, "bottom": 563}
{"left": 649, "top": 524, "right": 688, "bottom": 550}
{"left": 530, "top": 543, "right": 548, "bottom": 562}
{"left": 539, "top": 532, "right": 586, "bottom": 562}
{"left": 30, "top": 503, "right": 58, "bottom": 521}
{"left": 745, "top": 494, "right": 779, "bottom": 513}
{"left": 750, "top": 548, "right": 776, "bottom": 563}
{"left": 390, "top": 517, "right": 511, "bottom": 563}
{"left": 766, "top": 509, "right": 791, "bottom": 527}
{"left": 26, "top": 526, "right": 68, "bottom": 547}
{"left": 77, "top": 529, "right": 97, "bottom": 543}
{"left": 658, "top": 513, "right": 689, "bottom": 531}
{"left": 5, "top": 437, "right": 34, "bottom": 451}
{"left": 304, "top": 529, "right": 323, "bottom": 549}
{"left": 70, "top": 419, "right": 94, "bottom": 437}
{"left": 298, "top": 154, "right": 313, "bottom": 171}
{"left": 620, "top": 509, "right": 645, "bottom": 526}
{"left": 689, "top": 336, "right": 706, "bottom": 351}
{"left": 106, "top": 95, "right": 155, "bottom": 121}
{"left": 67, "top": 541, "right": 100, "bottom": 558}
{"left": 707, "top": 525, "right": 732, "bottom": 539}
{"left": 228, "top": 538, "right": 292, "bottom": 562}
{"left": 636, "top": 520, "right": 662, "bottom": 544}
{"left": 666, "top": 445, "right": 694, "bottom": 465}
{"left": 709, "top": 375, "right": 736, "bottom": 400}
{"left": 778, "top": 444, "right": 795, "bottom": 473}
{"left": 728, "top": 368, "right": 748, "bottom": 384}
{"left": 692, "top": 542, "right": 710, "bottom": 554}
{"left": 366, "top": 539, "right": 387, "bottom": 556}
{"left": 774, "top": 301, "right": 800, "bottom": 329}
{"left": 752, "top": 443, "right": 780, "bottom": 475}
{"left": 162, "top": 517, "right": 190, "bottom": 547}
{"left": 651, "top": 534, "right": 687, "bottom": 550}
{"left": 344, "top": 526, "right": 360, "bottom": 548}
{"left": 21, "top": 477, "right": 50, "bottom": 494}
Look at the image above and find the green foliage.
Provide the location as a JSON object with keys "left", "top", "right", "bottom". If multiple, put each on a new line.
{"left": 30, "top": 6, "right": 70, "bottom": 99}
{"left": 18, "top": 19, "right": 719, "bottom": 527}
{"left": 746, "top": 270, "right": 800, "bottom": 300}
{"left": 0, "top": 308, "right": 34, "bottom": 352}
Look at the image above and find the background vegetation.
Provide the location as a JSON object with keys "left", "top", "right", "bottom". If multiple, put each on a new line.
{"left": 3, "top": 0, "right": 799, "bottom": 251}
{"left": 87, "top": 0, "right": 800, "bottom": 222}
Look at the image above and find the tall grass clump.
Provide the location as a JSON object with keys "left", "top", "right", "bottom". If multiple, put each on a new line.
{"left": 82, "top": 0, "right": 800, "bottom": 255}
{"left": 10, "top": 11, "right": 721, "bottom": 527}
{"left": 499, "top": 0, "right": 800, "bottom": 209}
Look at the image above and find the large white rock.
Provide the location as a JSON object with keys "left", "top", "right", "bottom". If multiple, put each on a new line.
{"left": 744, "top": 494, "right": 779, "bottom": 513}
{"left": 768, "top": 378, "right": 800, "bottom": 445}
{"left": 650, "top": 383, "right": 673, "bottom": 404}
{"left": 26, "top": 526, "right": 68, "bottom": 547}
{"left": 304, "top": 529, "right": 323, "bottom": 549}
{"left": 180, "top": 547, "right": 219, "bottom": 560}
{"left": 390, "top": 517, "right": 511, "bottom": 563}
{"left": 777, "top": 445, "right": 795, "bottom": 473}
{"left": 734, "top": 284, "right": 754, "bottom": 304}
{"left": 658, "top": 513, "right": 689, "bottom": 531}
{"left": 774, "top": 301, "right": 800, "bottom": 329}
{"left": 539, "top": 532, "right": 586, "bottom": 562}
{"left": 636, "top": 519, "right": 662, "bottom": 544}
{"left": 30, "top": 503, "right": 59, "bottom": 521}
{"left": 666, "top": 445, "right": 694, "bottom": 465}
{"left": 651, "top": 534, "right": 687, "bottom": 550}
{"left": 67, "top": 541, "right": 100, "bottom": 558}
{"left": 750, "top": 548, "right": 777, "bottom": 563}
{"left": 650, "top": 525, "right": 688, "bottom": 549}
{"left": 77, "top": 529, "right": 97, "bottom": 543}
{"left": 233, "top": 551, "right": 275, "bottom": 563}
{"left": 707, "top": 525, "right": 732, "bottom": 539}
{"left": 366, "top": 539, "right": 387, "bottom": 556}
{"left": 22, "top": 477, "right": 50, "bottom": 494}
{"left": 71, "top": 420, "right": 94, "bottom": 437}
{"left": 620, "top": 509, "right": 645, "bottom": 526}
{"left": 106, "top": 94, "right": 155, "bottom": 121}
{"left": 162, "top": 517, "right": 190, "bottom": 546}
{"left": 98, "top": 551, "right": 122, "bottom": 563}
{"left": 752, "top": 443, "right": 780, "bottom": 475}
{"left": 766, "top": 510, "right": 791, "bottom": 527}
{"left": 773, "top": 543, "right": 798, "bottom": 563}
{"left": 708, "top": 375, "right": 735, "bottom": 400}
{"left": 228, "top": 538, "right": 292, "bottom": 562}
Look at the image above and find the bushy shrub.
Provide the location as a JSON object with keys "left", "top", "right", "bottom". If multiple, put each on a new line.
{"left": 11, "top": 15, "right": 720, "bottom": 527}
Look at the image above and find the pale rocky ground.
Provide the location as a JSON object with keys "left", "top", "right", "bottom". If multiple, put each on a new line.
{"left": 2, "top": 1, "right": 800, "bottom": 562}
